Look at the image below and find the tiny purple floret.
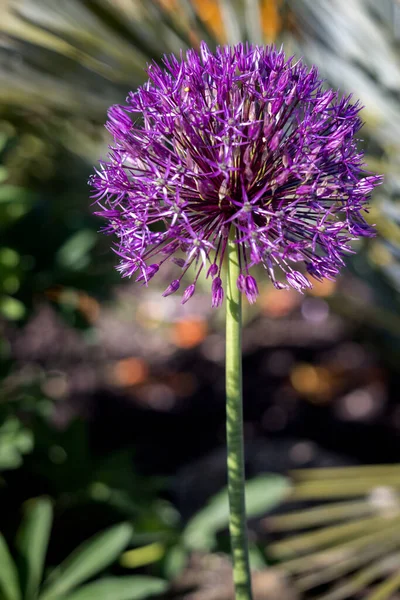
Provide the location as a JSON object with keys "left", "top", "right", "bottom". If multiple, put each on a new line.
{"left": 212, "top": 277, "right": 224, "bottom": 308}
{"left": 182, "top": 283, "right": 196, "bottom": 305}
{"left": 90, "top": 42, "right": 382, "bottom": 306}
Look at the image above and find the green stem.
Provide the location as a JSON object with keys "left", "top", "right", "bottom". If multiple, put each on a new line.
{"left": 225, "top": 229, "right": 253, "bottom": 600}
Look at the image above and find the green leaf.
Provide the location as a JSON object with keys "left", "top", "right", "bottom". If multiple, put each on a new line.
{"left": 16, "top": 497, "right": 53, "bottom": 600}
{"left": 0, "top": 186, "right": 34, "bottom": 205}
{"left": 244, "top": 474, "right": 291, "bottom": 515}
{"left": 183, "top": 474, "right": 290, "bottom": 551}
{"left": 0, "top": 533, "right": 21, "bottom": 600}
{"left": 162, "top": 545, "right": 187, "bottom": 580}
{"left": 248, "top": 542, "right": 267, "bottom": 570}
{"left": 0, "top": 166, "right": 9, "bottom": 183}
{"left": 217, "top": 0, "right": 242, "bottom": 44}
{"left": 41, "top": 523, "right": 133, "bottom": 600}
{"left": 60, "top": 577, "right": 167, "bottom": 600}
{"left": 0, "top": 296, "right": 26, "bottom": 321}
{"left": 365, "top": 570, "right": 400, "bottom": 600}
{"left": 56, "top": 230, "right": 97, "bottom": 271}
{"left": 0, "top": 417, "right": 34, "bottom": 471}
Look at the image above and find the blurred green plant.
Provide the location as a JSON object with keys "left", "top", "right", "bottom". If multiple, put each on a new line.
{"left": 122, "top": 473, "right": 290, "bottom": 580}
{"left": 0, "top": 120, "right": 120, "bottom": 328}
{"left": 266, "top": 465, "right": 400, "bottom": 600}
{"left": 0, "top": 414, "right": 33, "bottom": 470}
{"left": 0, "top": 496, "right": 167, "bottom": 600}
{"left": 0, "top": 386, "right": 289, "bottom": 580}
{"left": 0, "top": 0, "right": 394, "bottom": 330}
{"left": 0, "top": 129, "right": 36, "bottom": 322}
{"left": 0, "top": 392, "right": 174, "bottom": 536}
{"left": 1, "top": 1, "right": 400, "bottom": 596}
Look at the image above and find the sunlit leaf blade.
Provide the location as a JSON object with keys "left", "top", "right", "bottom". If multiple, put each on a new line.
{"left": 268, "top": 466, "right": 400, "bottom": 598}
{"left": 217, "top": 0, "right": 242, "bottom": 44}
{"left": 270, "top": 514, "right": 400, "bottom": 559}
{"left": 289, "top": 476, "right": 400, "bottom": 501}
{"left": 79, "top": 0, "right": 163, "bottom": 60}
{"left": 266, "top": 499, "right": 374, "bottom": 531}
{"left": 365, "top": 569, "right": 400, "bottom": 600}
{"left": 60, "top": 576, "right": 167, "bottom": 600}
{"left": 0, "top": 533, "right": 21, "bottom": 600}
{"left": 292, "top": 465, "right": 400, "bottom": 481}
{"left": 276, "top": 524, "right": 400, "bottom": 575}
{"left": 40, "top": 523, "right": 133, "bottom": 600}
{"left": 315, "top": 553, "right": 400, "bottom": 600}
{"left": 119, "top": 543, "right": 165, "bottom": 569}
{"left": 183, "top": 474, "right": 290, "bottom": 550}
{"left": 296, "top": 541, "right": 400, "bottom": 594}
{"left": 16, "top": 497, "right": 53, "bottom": 600}
{"left": 244, "top": 0, "right": 262, "bottom": 44}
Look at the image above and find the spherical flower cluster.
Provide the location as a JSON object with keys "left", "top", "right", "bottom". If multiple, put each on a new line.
{"left": 90, "top": 42, "right": 382, "bottom": 307}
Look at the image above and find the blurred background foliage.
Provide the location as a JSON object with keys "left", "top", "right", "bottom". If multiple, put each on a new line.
{"left": 1, "top": 0, "right": 400, "bottom": 598}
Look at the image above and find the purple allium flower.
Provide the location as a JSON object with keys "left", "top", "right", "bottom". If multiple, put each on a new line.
{"left": 90, "top": 42, "right": 382, "bottom": 306}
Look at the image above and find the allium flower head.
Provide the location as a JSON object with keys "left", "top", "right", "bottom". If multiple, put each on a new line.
{"left": 90, "top": 42, "right": 382, "bottom": 306}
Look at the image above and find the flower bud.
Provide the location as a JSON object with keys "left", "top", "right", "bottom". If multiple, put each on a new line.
{"left": 211, "top": 277, "right": 224, "bottom": 308}
{"left": 181, "top": 283, "right": 195, "bottom": 305}
{"left": 236, "top": 274, "right": 246, "bottom": 293}
{"left": 136, "top": 263, "right": 159, "bottom": 284}
{"left": 207, "top": 263, "right": 219, "bottom": 279}
{"left": 244, "top": 275, "right": 259, "bottom": 304}
{"left": 162, "top": 279, "right": 180, "bottom": 297}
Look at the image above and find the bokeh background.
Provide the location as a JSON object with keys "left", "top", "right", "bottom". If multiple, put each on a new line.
{"left": 2, "top": 1, "right": 400, "bottom": 599}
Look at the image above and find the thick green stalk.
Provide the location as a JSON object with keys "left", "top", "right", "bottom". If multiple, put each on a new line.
{"left": 225, "top": 229, "right": 253, "bottom": 600}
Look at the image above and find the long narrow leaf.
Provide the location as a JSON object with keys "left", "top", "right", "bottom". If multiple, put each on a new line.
{"left": 316, "top": 553, "right": 400, "bottom": 600}
{"left": 183, "top": 474, "right": 290, "bottom": 550}
{"left": 217, "top": 0, "right": 242, "bottom": 44}
{"left": 0, "top": 533, "right": 21, "bottom": 600}
{"left": 365, "top": 569, "right": 400, "bottom": 600}
{"left": 16, "top": 497, "right": 52, "bottom": 600}
{"left": 280, "top": 525, "right": 400, "bottom": 575}
{"left": 296, "top": 539, "right": 400, "bottom": 592}
{"left": 269, "top": 514, "right": 400, "bottom": 559}
{"left": 244, "top": 0, "right": 263, "bottom": 44}
{"left": 292, "top": 465, "right": 400, "bottom": 481}
{"left": 266, "top": 499, "right": 374, "bottom": 531}
{"left": 40, "top": 523, "right": 133, "bottom": 600}
{"left": 61, "top": 577, "right": 167, "bottom": 600}
{"left": 79, "top": 0, "right": 162, "bottom": 60}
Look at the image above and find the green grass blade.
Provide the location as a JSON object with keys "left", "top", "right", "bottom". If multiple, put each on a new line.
{"left": 269, "top": 514, "right": 398, "bottom": 559}
{"left": 292, "top": 465, "right": 400, "bottom": 481}
{"left": 244, "top": 0, "right": 263, "bottom": 44}
{"left": 266, "top": 499, "right": 374, "bottom": 531}
{"left": 316, "top": 553, "right": 400, "bottom": 600}
{"left": 16, "top": 497, "right": 53, "bottom": 600}
{"left": 296, "top": 539, "right": 400, "bottom": 592}
{"left": 217, "top": 0, "right": 242, "bottom": 44}
{"left": 79, "top": 0, "right": 161, "bottom": 60}
{"left": 61, "top": 577, "right": 167, "bottom": 600}
{"left": 0, "top": 533, "right": 21, "bottom": 600}
{"left": 278, "top": 521, "right": 400, "bottom": 575}
{"left": 290, "top": 478, "right": 400, "bottom": 500}
{"left": 365, "top": 569, "right": 400, "bottom": 600}
{"left": 40, "top": 523, "right": 133, "bottom": 600}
